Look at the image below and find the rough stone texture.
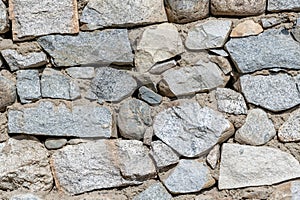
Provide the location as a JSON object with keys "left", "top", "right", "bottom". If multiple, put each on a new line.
{"left": 0, "top": 75, "right": 16, "bottom": 111}
{"left": 209, "top": 49, "right": 229, "bottom": 57}
{"left": 185, "top": 20, "right": 232, "bottom": 50}
{"left": 235, "top": 109, "right": 276, "bottom": 146}
{"left": 278, "top": 109, "right": 300, "bottom": 142}
{"left": 219, "top": 143, "right": 300, "bottom": 189}
{"left": 66, "top": 67, "right": 95, "bottom": 79}
{"left": 211, "top": 0, "right": 266, "bottom": 16}
{"left": 10, "top": 193, "right": 42, "bottom": 200}
{"left": 138, "top": 86, "right": 162, "bottom": 106}
{"left": 0, "top": 0, "right": 8, "bottom": 33}
{"left": 149, "top": 60, "right": 177, "bottom": 75}
{"left": 240, "top": 74, "right": 300, "bottom": 112}
{"left": 38, "top": 29, "right": 133, "bottom": 67}
{"left": 80, "top": 0, "right": 167, "bottom": 30}
{"left": 17, "top": 70, "right": 41, "bottom": 104}
{"left": 230, "top": 20, "right": 263, "bottom": 37}
{"left": 51, "top": 140, "right": 140, "bottom": 195}
{"left": 270, "top": 181, "right": 300, "bottom": 200}
{"left": 261, "top": 16, "right": 288, "bottom": 28}
{"left": 159, "top": 61, "right": 229, "bottom": 97}
{"left": 206, "top": 144, "right": 220, "bottom": 169}
{"left": 162, "top": 159, "right": 215, "bottom": 194}
{"left": 0, "top": 137, "right": 53, "bottom": 191}
{"left": 1, "top": 49, "right": 47, "bottom": 72}
{"left": 117, "top": 99, "right": 152, "bottom": 140}
{"left": 117, "top": 140, "right": 156, "bottom": 180}
{"left": 292, "top": 27, "right": 300, "bottom": 43}
{"left": 9, "top": 0, "right": 79, "bottom": 41}
{"left": 8, "top": 101, "right": 113, "bottom": 138}
{"left": 150, "top": 140, "right": 179, "bottom": 170}
{"left": 164, "top": 0, "right": 209, "bottom": 23}
{"left": 44, "top": 138, "right": 67, "bottom": 150}
{"left": 215, "top": 88, "right": 247, "bottom": 115}
{"left": 226, "top": 29, "right": 300, "bottom": 73}
{"left": 90, "top": 67, "right": 137, "bottom": 103}
{"left": 209, "top": 55, "right": 232, "bottom": 75}
{"left": 153, "top": 101, "right": 234, "bottom": 157}
{"left": 135, "top": 23, "right": 184, "bottom": 72}
{"left": 133, "top": 183, "right": 172, "bottom": 200}
{"left": 41, "top": 68, "right": 80, "bottom": 100}
{"left": 268, "top": 0, "right": 300, "bottom": 12}
{"left": 0, "top": 112, "right": 8, "bottom": 142}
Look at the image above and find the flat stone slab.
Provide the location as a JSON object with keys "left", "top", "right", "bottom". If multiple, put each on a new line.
{"left": 226, "top": 29, "right": 300, "bottom": 73}
{"left": 268, "top": 0, "right": 300, "bottom": 12}
{"left": 9, "top": 0, "right": 79, "bottom": 41}
{"left": 38, "top": 29, "right": 133, "bottom": 67}
{"left": 219, "top": 143, "right": 300, "bottom": 189}
{"left": 8, "top": 101, "right": 113, "bottom": 138}
{"left": 80, "top": 0, "right": 167, "bottom": 30}
{"left": 0, "top": 75, "right": 16, "bottom": 111}
{"left": 153, "top": 101, "right": 234, "bottom": 157}
{"left": 240, "top": 74, "right": 300, "bottom": 112}
{"left": 133, "top": 183, "right": 172, "bottom": 200}
{"left": 278, "top": 108, "right": 300, "bottom": 142}
{"left": 17, "top": 70, "right": 41, "bottom": 104}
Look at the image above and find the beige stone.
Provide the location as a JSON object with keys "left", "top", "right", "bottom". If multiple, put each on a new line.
{"left": 230, "top": 20, "right": 263, "bottom": 37}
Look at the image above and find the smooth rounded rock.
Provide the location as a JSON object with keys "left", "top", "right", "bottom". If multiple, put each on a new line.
{"left": 45, "top": 138, "right": 67, "bottom": 150}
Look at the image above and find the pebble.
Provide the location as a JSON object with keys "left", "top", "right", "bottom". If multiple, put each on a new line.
{"left": 44, "top": 138, "right": 67, "bottom": 150}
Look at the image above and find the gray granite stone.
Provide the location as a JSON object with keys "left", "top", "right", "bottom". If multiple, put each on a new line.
{"left": 17, "top": 70, "right": 41, "bottom": 104}
{"left": 138, "top": 86, "right": 162, "bottom": 106}
{"left": 38, "top": 29, "right": 133, "bottom": 67}
{"left": 66, "top": 67, "right": 95, "bottom": 79}
{"left": 149, "top": 60, "right": 177, "bottom": 75}
{"left": 0, "top": 0, "right": 8, "bottom": 33}
{"left": 8, "top": 101, "right": 113, "bottom": 138}
{"left": 0, "top": 75, "right": 16, "bottom": 111}
{"left": 268, "top": 0, "right": 300, "bottom": 12}
{"left": 278, "top": 108, "right": 300, "bottom": 142}
{"left": 133, "top": 183, "right": 172, "bottom": 200}
{"left": 44, "top": 138, "right": 67, "bottom": 150}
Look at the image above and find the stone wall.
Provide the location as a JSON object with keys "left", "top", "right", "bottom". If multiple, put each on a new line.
{"left": 0, "top": 0, "right": 300, "bottom": 199}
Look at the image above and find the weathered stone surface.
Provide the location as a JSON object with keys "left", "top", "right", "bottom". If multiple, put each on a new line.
{"left": 261, "top": 16, "right": 287, "bottom": 28}
{"left": 230, "top": 20, "right": 263, "bottom": 37}
{"left": 235, "top": 109, "right": 276, "bottom": 146}
{"left": 0, "top": 112, "right": 8, "bottom": 142}
{"left": 150, "top": 140, "right": 179, "bottom": 170}
{"left": 206, "top": 144, "right": 220, "bottom": 169}
{"left": 0, "top": 75, "right": 16, "bottom": 111}
{"left": 41, "top": 68, "right": 80, "bottom": 100}
{"left": 135, "top": 23, "right": 184, "bottom": 72}
{"left": 209, "top": 49, "right": 229, "bottom": 57}
{"left": 10, "top": 193, "right": 42, "bottom": 200}
{"left": 138, "top": 86, "right": 162, "bottom": 106}
{"left": 0, "top": 137, "right": 53, "bottom": 191}
{"left": 164, "top": 0, "right": 209, "bottom": 23}
{"left": 117, "top": 99, "right": 152, "bottom": 140}
{"left": 0, "top": 0, "right": 8, "bottom": 33}
{"left": 270, "top": 181, "right": 300, "bottom": 200}
{"left": 38, "top": 29, "right": 133, "bottom": 67}
{"left": 215, "top": 88, "right": 247, "bottom": 115}
{"left": 159, "top": 61, "right": 229, "bottom": 97}
{"left": 292, "top": 27, "right": 300, "bottom": 43}
{"left": 17, "top": 70, "right": 41, "bottom": 104}
{"left": 240, "top": 74, "right": 300, "bottom": 112}
{"left": 219, "top": 143, "right": 300, "bottom": 189}
{"left": 211, "top": 0, "right": 266, "bottom": 16}
{"left": 226, "top": 29, "right": 300, "bottom": 73}
{"left": 133, "top": 183, "right": 172, "bottom": 200}
{"left": 9, "top": 0, "right": 79, "bottom": 41}
{"left": 153, "top": 101, "right": 234, "bottom": 157}
{"left": 209, "top": 55, "right": 232, "bottom": 75}
{"left": 8, "top": 101, "right": 113, "bottom": 138}
{"left": 51, "top": 140, "right": 140, "bottom": 195}
{"left": 45, "top": 138, "right": 67, "bottom": 150}
{"left": 278, "top": 109, "right": 300, "bottom": 142}
{"left": 185, "top": 20, "right": 232, "bottom": 50}
{"left": 149, "top": 60, "right": 176, "bottom": 75}
{"left": 162, "top": 159, "right": 215, "bottom": 194}
{"left": 80, "top": 0, "right": 167, "bottom": 30}
{"left": 90, "top": 67, "right": 137, "bottom": 103}
{"left": 66, "top": 67, "right": 95, "bottom": 79}
{"left": 268, "top": 0, "right": 300, "bottom": 12}
{"left": 117, "top": 140, "right": 156, "bottom": 180}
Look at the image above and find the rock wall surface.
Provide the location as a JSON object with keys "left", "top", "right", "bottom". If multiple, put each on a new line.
{"left": 0, "top": 0, "right": 299, "bottom": 199}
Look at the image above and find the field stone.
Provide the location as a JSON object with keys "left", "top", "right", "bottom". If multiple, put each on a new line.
{"left": 216, "top": 88, "right": 247, "bottom": 115}
{"left": 133, "top": 182, "right": 172, "bottom": 200}
{"left": 164, "top": 0, "right": 209, "bottom": 23}
{"left": 138, "top": 86, "right": 162, "bottom": 106}
{"left": 0, "top": 0, "right": 8, "bottom": 33}
{"left": 162, "top": 159, "right": 215, "bottom": 194}
{"left": 38, "top": 29, "right": 133, "bottom": 67}
{"left": 235, "top": 109, "right": 276, "bottom": 146}
{"left": 135, "top": 23, "right": 184, "bottom": 72}
{"left": 90, "top": 67, "right": 137, "bottom": 103}
{"left": 209, "top": 55, "right": 232, "bottom": 75}
{"left": 291, "top": 27, "right": 300, "bottom": 42}
{"left": 0, "top": 75, "right": 16, "bottom": 111}
{"left": 0, "top": 112, "right": 8, "bottom": 142}
{"left": 45, "top": 138, "right": 67, "bottom": 150}
{"left": 271, "top": 181, "right": 300, "bottom": 200}
{"left": 10, "top": 193, "right": 42, "bottom": 200}
{"left": 211, "top": 0, "right": 266, "bottom": 16}
{"left": 17, "top": 70, "right": 41, "bottom": 104}
{"left": 8, "top": 101, "right": 113, "bottom": 138}
{"left": 41, "top": 68, "right": 80, "bottom": 100}
{"left": 230, "top": 20, "right": 263, "bottom": 37}
{"left": 149, "top": 60, "right": 177, "bottom": 74}
{"left": 66, "top": 67, "right": 95, "bottom": 79}
{"left": 268, "top": 0, "right": 300, "bottom": 12}
{"left": 278, "top": 109, "right": 300, "bottom": 142}
{"left": 153, "top": 101, "right": 234, "bottom": 157}
{"left": 117, "top": 99, "right": 152, "bottom": 140}
{"left": 240, "top": 74, "right": 300, "bottom": 112}
{"left": 80, "top": 0, "right": 167, "bottom": 30}
{"left": 0, "top": 137, "right": 53, "bottom": 191}
{"left": 225, "top": 29, "right": 300, "bottom": 73}
{"left": 9, "top": 0, "right": 79, "bottom": 41}
{"left": 219, "top": 143, "right": 300, "bottom": 189}
{"left": 185, "top": 20, "right": 232, "bottom": 50}
{"left": 206, "top": 144, "right": 220, "bottom": 169}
